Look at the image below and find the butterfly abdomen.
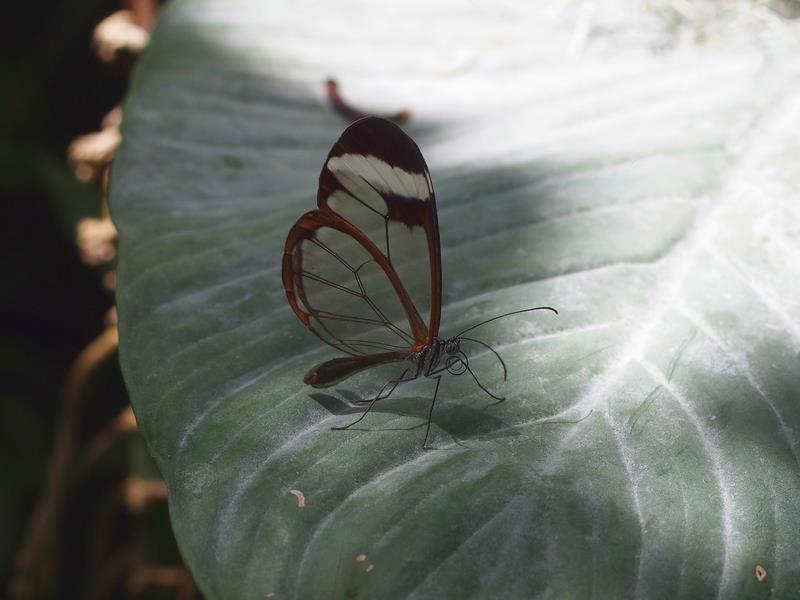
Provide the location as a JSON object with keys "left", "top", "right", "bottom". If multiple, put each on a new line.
{"left": 303, "top": 351, "right": 408, "bottom": 388}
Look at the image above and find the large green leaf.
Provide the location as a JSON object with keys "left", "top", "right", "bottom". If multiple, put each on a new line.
{"left": 112, "top": 2, "right": 800, "bottom": 597}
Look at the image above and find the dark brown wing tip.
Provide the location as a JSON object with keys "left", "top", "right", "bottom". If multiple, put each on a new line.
{"left": 341, "top": 115, "right": 405, "bottom": 136}
{"left": 303, "top": 365, "right": 322, "bottom": 387}
{"left": 327, "top": 116, "right": 428, "bottom": 184}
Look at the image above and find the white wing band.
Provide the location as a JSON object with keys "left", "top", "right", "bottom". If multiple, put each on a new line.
{"left": 328, "top": 153, "right": 430, "bottom": 202}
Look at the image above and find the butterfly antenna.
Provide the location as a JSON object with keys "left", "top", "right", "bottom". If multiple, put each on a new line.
{"left": 459, "top": 336, "right": 508, "bottom": 381}
{"left": 454, "top": 306, "right": 558, "bottom": 338}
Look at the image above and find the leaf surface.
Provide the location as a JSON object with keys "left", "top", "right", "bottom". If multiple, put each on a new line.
{"left": 113, "top": 2, "right": 800, "bottom": 597}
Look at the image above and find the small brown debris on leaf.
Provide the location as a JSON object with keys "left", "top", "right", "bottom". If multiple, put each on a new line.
{"left": 355, "top": 553, "right": 367, "bottom": 563}
{"left": 755, "top": 564, "right": 767, "bottom": 582}
{"left": 289, "top": 489, "right": 306, "bottom": 508}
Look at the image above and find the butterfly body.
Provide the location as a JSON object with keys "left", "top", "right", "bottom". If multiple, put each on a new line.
{"left": 282, "top": 117, "right": 555, "bottom": 446}
{"left": 410, "top": 337, "right": 463, "bottom": 375}
{"left": 302, "top": 336, "right": 461, "bottom": 388}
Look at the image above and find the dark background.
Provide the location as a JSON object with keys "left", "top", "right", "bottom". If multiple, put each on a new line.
{"left": 1, "top": 0, "right": 129, "bottom": 592}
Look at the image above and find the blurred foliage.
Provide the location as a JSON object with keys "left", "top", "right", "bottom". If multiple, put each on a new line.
{"left": 0, "top": 0, "right": 181, "bottom": 597}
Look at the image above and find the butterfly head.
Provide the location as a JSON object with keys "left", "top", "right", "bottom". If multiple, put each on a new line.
{"left": 437, "top": 336, "right": 468, "bottom": 376}
{"left": 444, "top": 306, "right": 559, "bottom": 385}
{"left": 440, "top": 334, "right": 501, "bottom": 381}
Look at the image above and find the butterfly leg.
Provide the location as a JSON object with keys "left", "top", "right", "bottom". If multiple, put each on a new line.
{"left": 351, "top": 369, "right": 402, "bottom": 405}
{"left": 350, "top": 366, "right": 415, "bottom": 404}
{"left": 331, "top": 364, "right": 419, "bottom": 432}
{"left": 430, "top": 356, "right": 505, "bottom": 406}
{"left": 421, "top": 376, "right": 442, "bottom": 449}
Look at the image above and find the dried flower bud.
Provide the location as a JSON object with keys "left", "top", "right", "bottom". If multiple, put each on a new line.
{"left": 93, "top": 10, "right": 150, "bottom": 64}
{"left": 124, "top": 478, "right": 167, "bottom": 514}
{"left": 77, "top": 217, "right": 118, "bottom": 266}
{"left": 67, "top": 127, "right": 122, "bottom": 182}
{"left": 102, "top": 270, "right": 117, "bottom": 292}
{"left": 126, "top": 0, "right": 165, "bottom": 30}
{"left": 102, "top": 106, "right": 124, "bottom": 129}
{"left": 105, "top": 305, "right": 118, "bottom": 326}
{"left": 126, "top": 564, "right": 189, "bottom": 596}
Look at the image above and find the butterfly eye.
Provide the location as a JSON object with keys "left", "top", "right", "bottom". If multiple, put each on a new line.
{"left": 445, "top": 353, "right": 468, "bottom": 376}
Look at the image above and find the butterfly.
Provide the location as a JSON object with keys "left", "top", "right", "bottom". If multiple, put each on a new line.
{"left": 282, "top": 117, "right": 556, "bottom": 447}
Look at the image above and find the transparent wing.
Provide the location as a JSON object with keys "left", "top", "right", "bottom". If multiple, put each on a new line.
{"left": 283, "top": 210, "right": 419, "bottom": 357}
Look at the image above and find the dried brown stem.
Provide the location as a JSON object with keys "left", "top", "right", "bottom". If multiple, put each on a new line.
{"left": 86, "top": 546, "right": 137, "bottom": 600}
{"left": 78, "top": 405, "right": 137, "bottom": 479}
{"left": 9, "top": 326, "right": 119, "bottom": 600}
{"left": 125, "top": 0, "right": 165, "bottom": 30}
{"left": 126, "top": 564, "right": 194, "bottom": 597}
{"left": 123, "top": 478, "right": 168, "bottom": 514}
{"left": 84, "top": 480, "right": 195, "bottom": 600}
{"left": 176, "top": 567, "right": 199, "bottom": 600}
{"left": 325, "top": 79, "right": 412, "bottom": 124}
{"left": 84, "top": 483, "right": 127, "bottom": 600}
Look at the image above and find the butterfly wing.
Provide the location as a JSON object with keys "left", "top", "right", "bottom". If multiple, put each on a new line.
{"left": 283, "top": 117, "right": 442, "bottom": 387}
{"left": 283, "top": 209, "right": 413, "bottom": 386}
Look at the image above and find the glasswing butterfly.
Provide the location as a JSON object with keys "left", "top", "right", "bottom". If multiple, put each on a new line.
{"left": 282, "top": 117, "right": 556, "bottom": 447}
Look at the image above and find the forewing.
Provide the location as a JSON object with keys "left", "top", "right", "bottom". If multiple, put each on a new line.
{"left": 317, "top": 117, "right": 442, "bottom": 343}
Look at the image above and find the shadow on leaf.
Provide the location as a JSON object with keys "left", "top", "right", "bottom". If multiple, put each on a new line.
{"left": 310, "top": 388, "right": 517, "bottom": 446}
